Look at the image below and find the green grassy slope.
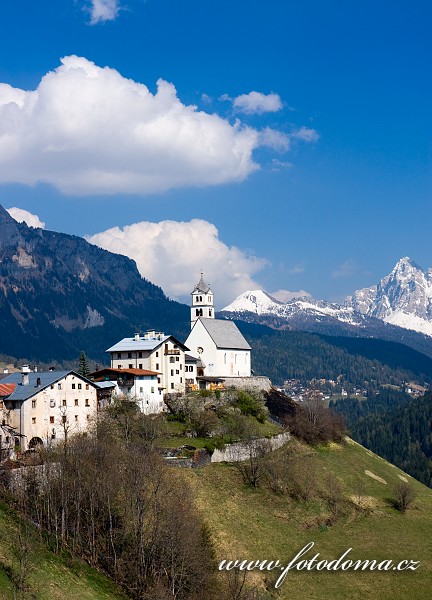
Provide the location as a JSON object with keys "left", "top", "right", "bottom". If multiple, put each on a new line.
{"left": 0, "top": 501, "right": 126, "bottom": 600}
{"left": 183, "top": 438, "right": 432, "bottom": 600}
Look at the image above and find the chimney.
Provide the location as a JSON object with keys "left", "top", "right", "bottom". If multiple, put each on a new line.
{"left": 145, "top": 330, "right": 156, "bottom": 340}
{"left": 3, "top": 368, "right": 8, "bottom": 374}
{"left": 33, "top": 366, "right": 38, "bottom": 373}
{"left": 134, "top": 332, "right": 140, "bottom": 341}
{"left": 21, "top": 365, "right": 30, "bottom": 386}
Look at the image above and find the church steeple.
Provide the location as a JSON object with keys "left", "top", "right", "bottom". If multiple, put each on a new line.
{"left": 191, "top": 272, "right": 214, "bottom": 328}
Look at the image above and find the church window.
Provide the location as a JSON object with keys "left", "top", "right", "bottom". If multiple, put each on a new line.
{"left": 200, "top": 296, "right": 202, "bottom": 301}
{"left": 209, "top": 309, "right": 212, "bottom": 316}
{"left": 171, "top": 383, "right": 174, "bottom": 390}
{"left": 196, "top": 308, "right": 200, "bottom": 316}
{"left": 224, "top": 353, "right": 227, "bottom": 364}
{"left": 196, "top": 296, "right": 199, "bottom": 302}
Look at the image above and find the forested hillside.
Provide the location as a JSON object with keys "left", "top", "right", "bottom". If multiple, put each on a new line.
{"left": 237, "top": 322, "right": 432, "bottom": 390}
{"left": 331, "top": 391, "right": 432, "bottom": 487}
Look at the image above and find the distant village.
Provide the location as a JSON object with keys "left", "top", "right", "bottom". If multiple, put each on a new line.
{"left": 0, "top": 274, "right": 270, "bottom": 455}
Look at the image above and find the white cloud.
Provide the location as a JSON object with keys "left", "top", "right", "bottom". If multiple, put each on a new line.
{"left": 86, "top": 219, "right": 268, "bottom": 307}
{"left": 291, "top": 126, "right": 320, "bottom": 143}
{"left": 6, "top": 207, "right": 45, "bottom": 229}
{"left": 288, "top": 263, "right": 305, "bottom": 274}
{"left": 258, "top": 127, "right": 290, "bottom": 151}
{"left": 232, "top": 91, "right": 283, "bottom": 115}
{"left": 272, "top": 159, "right": 294, "bottom": 170}
{"left": 0, "top": 56, "right": 268, "bottom": 196}
{"left": 88, "top": 0, "right": 120, "bottom": 24}
{"left": 270, "top": 289, "right": 311, "bottom": 302}
{"left": 332, "top": 259, "right": 356, "bottom": 278}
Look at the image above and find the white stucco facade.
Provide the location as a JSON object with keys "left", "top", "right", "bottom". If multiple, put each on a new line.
{"left": 185, "top": 318, "right": 251, "bottom": 378}
{"left": 1, "top": 371, "right": 99, "bottom": 451}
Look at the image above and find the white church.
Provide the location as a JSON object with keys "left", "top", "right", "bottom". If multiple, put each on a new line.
{"left": 185, "top": 274, "right": 255, "bottom": 389}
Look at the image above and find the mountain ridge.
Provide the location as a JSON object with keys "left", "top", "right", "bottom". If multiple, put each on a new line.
{"left": 220, "top": 260, "right": 432, "bottom": 358}
{"left": 0, "top": 203, "right": 189, "bottom": 362}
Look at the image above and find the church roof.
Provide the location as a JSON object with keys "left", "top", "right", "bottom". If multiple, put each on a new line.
{"left": 192, "top": 273, "right": 211, "bottom": 294}
{"left": 198, "top": 318, "right": 251, "bottom": 350}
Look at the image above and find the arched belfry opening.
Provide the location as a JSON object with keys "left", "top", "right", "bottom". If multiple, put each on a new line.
{"left": 190, "top": 272, "right": 214, "bottom": 329}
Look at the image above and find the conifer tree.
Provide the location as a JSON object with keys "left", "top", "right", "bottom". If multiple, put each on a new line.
{"left": 78, "top": 351, "right": 91, "bottom": 377}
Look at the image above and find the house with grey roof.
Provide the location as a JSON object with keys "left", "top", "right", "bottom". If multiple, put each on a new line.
{"left": 0, "top": 366, "right": 107, "bottom": 452}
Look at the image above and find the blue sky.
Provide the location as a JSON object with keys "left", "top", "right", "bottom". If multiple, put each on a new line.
{"left": 0, "top": 0, "right": 431, "bottom": 307}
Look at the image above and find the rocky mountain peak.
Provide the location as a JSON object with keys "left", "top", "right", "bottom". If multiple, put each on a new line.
{"left": 348, "top": 258, "right": 432, "bottom": 336}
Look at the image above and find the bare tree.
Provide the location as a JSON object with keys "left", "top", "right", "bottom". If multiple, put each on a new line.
{"left": 392, "top": 481, "right": 416, "bottom": 513}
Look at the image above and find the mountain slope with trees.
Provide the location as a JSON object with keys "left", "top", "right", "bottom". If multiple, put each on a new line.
{"left": 236, "top": 321, "right": 432, "bottom": 389}
{"left": 332, "top": 392, "right": 432, "bottom": 487}
{"left": 0, "top": 204, "right": 189, "bottom": 363}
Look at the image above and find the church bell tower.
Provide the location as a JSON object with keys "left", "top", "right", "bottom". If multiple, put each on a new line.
{"left": 191, "top": 273, "right": 214, "bottom": 329}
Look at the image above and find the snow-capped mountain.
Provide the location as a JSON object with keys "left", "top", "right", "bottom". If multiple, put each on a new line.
{"left": 222, "top": 290, "right": 367, "bottom": 327}
{"left": 347, "top": 257, "right": 432, "bottom": 337}
{"left": 219, "top": 259, "right": 432, "bottom": 358}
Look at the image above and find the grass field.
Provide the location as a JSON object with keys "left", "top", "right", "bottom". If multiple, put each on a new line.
{"left": 182, "top": 437, "right": 432, "bottom": 600}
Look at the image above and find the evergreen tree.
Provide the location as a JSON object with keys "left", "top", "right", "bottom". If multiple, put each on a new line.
{"left": 78, "top": 351, "right": 91, "bottom": 377}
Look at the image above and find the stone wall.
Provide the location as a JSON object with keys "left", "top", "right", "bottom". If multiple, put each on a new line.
{"left": 211, "top": 432, "right": 290, "bottom": 463}
{"left": 222, "top": 376, "right": 272, "bottom": 392}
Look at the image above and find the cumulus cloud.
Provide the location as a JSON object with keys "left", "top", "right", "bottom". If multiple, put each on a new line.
{"left": 270, "top": 289, "right": 312, "bottom": 302}
{"left": 232, "top": 91, "right": 283, "bottom": 115}
{"left": 86, "top": 219, "right": 268, "bottom": 306}
{"left": 0, "top": 56, "right": 267, "bottom": 195}
{"left": 88, "top": 0, "right": 120, "bottom": 24}
{"left": 6, "top": 207, "right": 45, "bottom": 229}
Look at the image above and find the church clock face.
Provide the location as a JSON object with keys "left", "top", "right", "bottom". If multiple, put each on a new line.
{"left": 197, "top": 346, "right": 204, "bottom": 354}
